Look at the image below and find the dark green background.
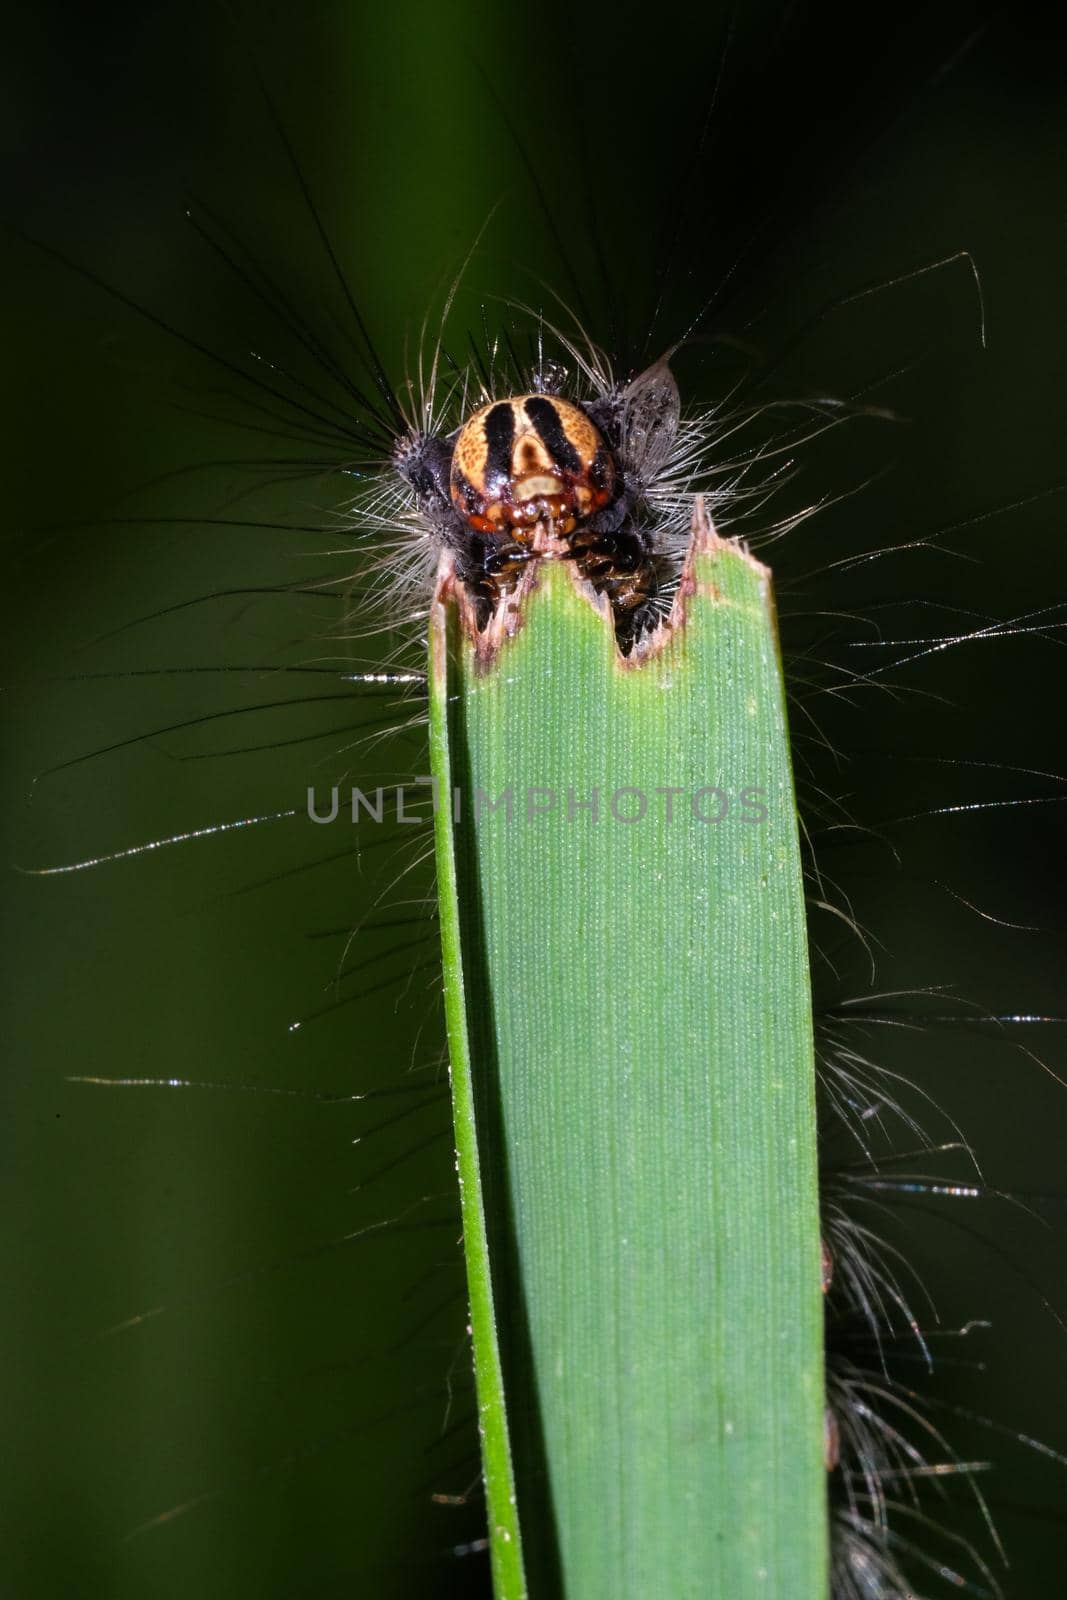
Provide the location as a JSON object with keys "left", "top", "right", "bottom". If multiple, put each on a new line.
{"left": 3, "top": 3, "right": 1066, "bottom": 1595}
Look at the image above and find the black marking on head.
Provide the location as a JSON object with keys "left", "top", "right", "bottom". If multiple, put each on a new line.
{"left": 484, "top": 402, "right": 516, "bottom": 488}
{"left": 523, "top": 396, "right": 582, "bottom": 475}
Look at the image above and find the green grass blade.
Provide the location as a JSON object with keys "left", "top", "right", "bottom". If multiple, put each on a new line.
{"left": 430, "top": 508, "right": 827, "bottom": 1597}
{"left": 429, "top": 618, "right": 528, "bottom": 1599}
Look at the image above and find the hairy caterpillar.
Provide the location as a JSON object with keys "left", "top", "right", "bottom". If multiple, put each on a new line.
{"left": 6, "top": 3, "right": 1067, "bottom": 1596}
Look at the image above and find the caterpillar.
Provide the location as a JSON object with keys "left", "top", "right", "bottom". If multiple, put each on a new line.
{"left": 7, "top": 3, "right": 1066, "bottom": 1596}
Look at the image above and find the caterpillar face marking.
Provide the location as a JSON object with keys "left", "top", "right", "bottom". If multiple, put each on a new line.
{"left": 449, "top": 393, "right": 615, "bottom": 536}
{"left": 393, "top": 358, "right": 682, "bottom": 655}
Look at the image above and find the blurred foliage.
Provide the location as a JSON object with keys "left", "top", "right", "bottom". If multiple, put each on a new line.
{"left": 3, "top": 2, "right": 1067, "bottom": 1596}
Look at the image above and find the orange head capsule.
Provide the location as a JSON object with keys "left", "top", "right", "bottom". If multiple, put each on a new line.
{"left": 449, "top": 394, "right": 615, "bottom": 538}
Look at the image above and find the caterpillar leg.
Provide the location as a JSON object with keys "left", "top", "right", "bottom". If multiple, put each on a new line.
{"left": 566, "top": 522, "right": 660, "bottom": 654}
